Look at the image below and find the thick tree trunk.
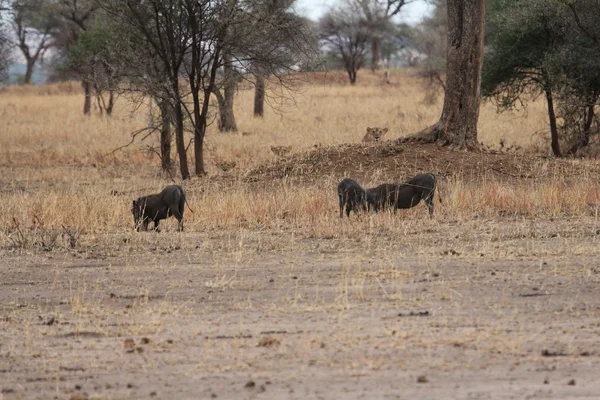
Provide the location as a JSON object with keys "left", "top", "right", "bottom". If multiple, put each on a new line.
{"left": 82, "top": 80, "right": 91, "bottom": 115}
{"left": 254, "top": 75, "right": 265, "bottom": 117}
{"left": 371, "top": 37, "right": 381, "bottom": 71}
{"left": 401, "top": 0, "right": 485, "bottom": 150}
{"left": 158, "top": 99, "right": 172, "bottom": 172}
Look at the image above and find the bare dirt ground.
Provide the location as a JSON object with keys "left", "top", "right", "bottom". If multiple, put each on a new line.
{"left": 2, "top": 216, "right": 600, "bottom": 400}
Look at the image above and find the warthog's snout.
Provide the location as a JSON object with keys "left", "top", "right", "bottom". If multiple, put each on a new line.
{"left": 337, "top": 178, "right": 375, "bottom": 218}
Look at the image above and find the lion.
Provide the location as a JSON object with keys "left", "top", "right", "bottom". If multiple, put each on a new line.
{"left": 362, "top": 127, "right": 389, "bottom": 143}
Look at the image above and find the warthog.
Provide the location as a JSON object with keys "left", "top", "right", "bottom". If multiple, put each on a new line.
{"left": 132, "top": 185, "right": 186, "bottom": 231}
{"left": 367, "top": 173, "right": 438, "bottom": 216}
{"left": 337, "top": 178, "right": 374, "bottom": 218}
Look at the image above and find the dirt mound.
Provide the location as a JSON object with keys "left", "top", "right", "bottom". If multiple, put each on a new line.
{"left": 248, "top": 142, "right": 598, "bottom": 184}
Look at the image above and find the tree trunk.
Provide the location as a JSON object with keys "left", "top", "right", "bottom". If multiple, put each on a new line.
{"left": 24, "top": 58, "right": 35, "bottom": 84}
{"left": 106, "top": 90, "right": 115, "bottom": 116}
{"left": 347, "top": 68, "right": 357, "bottom": 85}
{"left": 82, "top": 80, "right": 91, "bottom": 115}
{"left": 371, "top": 37, "right": 381, "bottom": 71}
{"left": 173, "top": 92, "right": 190, "bottom": 179}
{"left": 254, "top": 75, "right": 265, "bottom": 117}
{"left": 541, "top": 72, "right": 561, "bottom": 157}
{"left": 158, "top": 99, "right": 172, "bottom": 172}
{"left": 581, "top": 103, "right": 595, "bottom": 148}
{"left": 567, "top": 103, "right": 595, "bottom": 155}
{"left": 217, "top": 57, "right": 237, "bottom": 132}
{"left": 401, "top": 0, "right": 485, "bottom": 149}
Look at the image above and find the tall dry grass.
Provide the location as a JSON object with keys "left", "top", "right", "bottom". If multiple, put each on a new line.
{"left": 1, "top": 69, "right": 598, "bottom": 249}
{"left": 1, "top": 69, "right": 549, "bottom": 171}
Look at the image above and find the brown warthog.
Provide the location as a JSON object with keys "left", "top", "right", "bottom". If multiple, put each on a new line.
{"left": 132, "top": 185, "right": 186, "bottom": 231}
{"left": 337, "top": 178, "right": 374, "bottom": 218}
{"left": 367, "top": 173, "right": 438, "bottom": 216}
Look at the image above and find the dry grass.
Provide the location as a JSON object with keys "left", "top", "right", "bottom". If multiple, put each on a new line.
{"left": 0, "top": 69, "right": 549, "bottom": 172}
{"left": 1, "top": 69, "right": 600, "bottom": 250}
{"left": 2, "top": 71, "right": 600, "bottom": 400}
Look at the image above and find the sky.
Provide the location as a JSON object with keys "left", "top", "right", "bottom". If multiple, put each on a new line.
{"left": 294, "top": 0, "right": 433, "bottom": 24}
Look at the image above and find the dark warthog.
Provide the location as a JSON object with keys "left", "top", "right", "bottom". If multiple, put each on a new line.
{"left": 367, "top": 173, "right": 438, "bottom": 216}
{"left": 337, "top": 178, "right": 374, "bottom": 218}
{"left": 132, "top": 185, "right": 186, "bottom": 231}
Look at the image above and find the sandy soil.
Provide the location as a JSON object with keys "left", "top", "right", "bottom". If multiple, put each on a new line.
{"left": 1, "top": 218, "right": 600, "bottom": 400}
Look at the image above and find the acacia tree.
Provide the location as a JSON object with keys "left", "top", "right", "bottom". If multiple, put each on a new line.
{"left": 402, "top": 0, "right": 485, "bottom": 149}
{"left": 99, "top": 0, "right": 316, "bottom": 178}
{"left": 555, "top": 0, "right": 600, "bottom": 153}
{"left": 52, "top": 0, "right": 99, "bottom": 114}
{"left": 248, "top": 0, "right": 316, "bottom": 117}
{"left": 11, "top": 0, "right": 59, "bottom": 84}
{"left": 482, "top": 0, "right": 600, "bottom": 156}
{"left": 320, "top": 0, "right": 371, "bottom": 85}
{"left": 482, "top": 0, "right": 568, "bottom": 156}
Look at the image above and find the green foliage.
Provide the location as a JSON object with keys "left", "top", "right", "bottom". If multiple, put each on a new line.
{"left": 482, "top": 0, "right": 567, "bottom": 108}
{"left": 483, "top": 0, "right": 600, "bottom": 152}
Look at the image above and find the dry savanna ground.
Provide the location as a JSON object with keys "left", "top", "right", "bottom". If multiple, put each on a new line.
{"left": 1, "top": 69, "right": 600, "bottom": 399}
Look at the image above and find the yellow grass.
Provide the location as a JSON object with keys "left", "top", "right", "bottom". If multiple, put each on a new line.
{"left": 1, "top": 68, "right": 598, "bottom": 248}
{"left": 1, "top": 69, "right": 549, "bottom": 171}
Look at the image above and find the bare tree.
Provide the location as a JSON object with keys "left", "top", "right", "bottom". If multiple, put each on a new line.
{"left": 401, "top": 0, "right": 485, "bottom": 149}
{"left": 320, "top": 1, "right": 371, "bottom": 85}
{"left": 11, "top": 0, "right": 59, "bottom": 84}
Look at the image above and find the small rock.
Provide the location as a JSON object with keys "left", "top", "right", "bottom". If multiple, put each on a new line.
{"left": 568, "top": 379, "right": 576, "bottom": 386}
{"left": 123, "top": 339, "right": 136, "bottom": 353}
{"left": 257, "top": 336, "right": 280, "bottom": 348}
{"left": 417, "top": 375, "right": 428, "bottom": 383}
{"left": 245, "top": 381, "right": 256, "bottom": 389}
{"left": 141, "top": 337, "right": 151, "bottom": 345}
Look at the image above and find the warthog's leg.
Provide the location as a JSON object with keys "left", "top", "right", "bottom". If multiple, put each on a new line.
{"left": 171, "top": 208, "right": 184, "bottom": 231}
{"left": 142, "top": 219, "right": 149, "bottom": 231}
{"left": 152, "top": 219, "right": 161, "bottom": 232}
{"left": 424, "top": 192, "right": 434, "bottom": 217}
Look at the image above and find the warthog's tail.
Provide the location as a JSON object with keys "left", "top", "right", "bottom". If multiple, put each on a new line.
{"left": 180, "top": 186, "right": 195, "bottom": 214}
